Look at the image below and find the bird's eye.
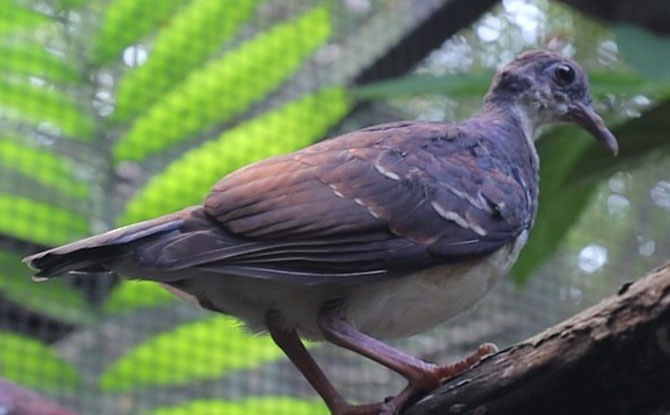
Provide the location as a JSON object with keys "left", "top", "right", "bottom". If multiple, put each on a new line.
{"left": 553, "top": 64, "right": 576, "bottom": 86}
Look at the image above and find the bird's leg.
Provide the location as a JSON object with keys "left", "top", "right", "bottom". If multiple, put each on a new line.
{"left": 317, "top": 304, "right": 497, "bottom": 414}
{"left": 265, "top": 311, "right": 383, "bottom": 415}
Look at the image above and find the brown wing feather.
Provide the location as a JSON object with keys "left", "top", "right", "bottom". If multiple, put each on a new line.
{"left": 201, "top": 120, "right": 534, "bottom": 265}
{"left": 26, "top": 121, "right": 536, "bottom": 284}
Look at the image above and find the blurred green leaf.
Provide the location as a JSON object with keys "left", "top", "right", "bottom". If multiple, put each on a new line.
{"left": 103, "top": 280, "right": 176, "bottom": 314}
{"left": 0, "top": 194, "right": 88, "bottom": 245}
{"left": 114, "top": 5, "right": 332, "bottom": 162}
{"left": 146, "top": 397, "right": 328, "bottom": 415}
{"left": 0, "top": 80, "right": 93, "bottom": 139}
{"left": 0, "top": 251, "right": 95, "bottom": 325}
{"left": 351, "top": 72, "right": 492, "bottom": 100}
{"left": 512, "top": 99, "right": 670, "bottom": 283}
{"left": 352, "top": 71, "right": 670, "bottom": 102}
{"left": 566, "top": 100, "right": 670, "bottom": 186}
{"left": 91, "top": 0, "right": 190, "bottom": 64}
{"left": 0, "top": 42, "right": 80, "bottom": 82}
{"left": 0, "top": 1, "right": 48, "bottom": 35}
{"left": 100, "top": 315, "right": 285, "bottom": 390}
{"left": 54, "top": 0, "right": 86, "bottom": 9}
{"left": 0, "top": 331, "right": 80, "bottom": 391}
{"left": 121, "top": 86, "right": 349, "bottom": 224}
{"left": 615, "top": 24, "right": 670, "bottom": 80}
{"left": 0, "top": 137, "right": 88, "bottom": 198}
{"left": 114, "top": 0, "right": 259, "bottom": 121}
{"left": 511, "top": 127, "right": 593, "bottom": 283}
{"left": 588, "top": 71, "right": 670, "bottom": 97}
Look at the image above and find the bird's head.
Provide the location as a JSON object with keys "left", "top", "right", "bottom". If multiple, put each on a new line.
{"left": 484, "top": 50, "right": 618, "bottom": 155}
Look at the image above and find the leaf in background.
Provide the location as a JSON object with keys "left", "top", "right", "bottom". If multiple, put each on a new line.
{"left": 511, "top": 127, "right": 593, "bottom": 283}
{"left": 351, "top": 71, "right": 670, "bottom": 102}
{"left": 114, "top": 0, "right": 259, "bottom": 121}
{"left": 0, "top": 194, "right": 88, "bottom": 246}
{"left": 0, "top": 80, "right": 93, "bottom": 139}
{"left": 0, "top": 331, "right": 80, "bottom": 391}
{"left": 54, "top": 0, "right": 87, "bottom": 9}
{"left": 351, "top": 72, "right": 492, "bottom": 100}
{"left": 566, "top": 100, "right": 670, "bottom": 186}
{"left": 114, "top": 5, "right": 332, "bottom": 162}
{"left": 0, "top": 137, "right": 88, "bottom": 198}
{"left": 146, "top": 397, "right": 328, "bottom": 415}
{"left": 103, "top": 280, "right": 176, "bottom": 314}
{"left": 120, "top": 86, "right": 349, "bottom": 224}
{"left": 0, "top": 1, "right": 48, "bottom": 35}
{"left": 91, "top": 0, "right": 190, "bottom": 65}
{"left": 588, "top": 71, "right": 670, "bottom": 97}
{"left": 100, "top": 315, "right": 285, "bottom": 390}
{"left": 615, "top": 24, "right": 670, "bottom": 80}
{"left": 512, "top": 99, "right": 670, "bottom": 283}
{"left": 0, "top": 42, "right": 80, "bottom": 83}
{"left": 0, "top": 251, "right": 95, "bottom": 325}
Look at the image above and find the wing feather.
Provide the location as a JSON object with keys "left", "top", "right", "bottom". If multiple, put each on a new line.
{"left": 138, "top": 121, "right": 537, "bottom": 284}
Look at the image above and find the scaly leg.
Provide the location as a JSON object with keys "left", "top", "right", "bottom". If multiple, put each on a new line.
{"left": 265, "top": 311, "right": 384, "bottom": 415}
{"left": 317, "top": 304, "right": 497, "bottom": 414}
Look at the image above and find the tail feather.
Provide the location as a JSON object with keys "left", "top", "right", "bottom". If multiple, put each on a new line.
{"left": 23, "top": 207, "right": 198, "bottom": 278}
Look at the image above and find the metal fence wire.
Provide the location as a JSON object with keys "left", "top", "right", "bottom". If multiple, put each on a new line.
{"left": 0, "top": 0, "right": 668, "bottom": 414}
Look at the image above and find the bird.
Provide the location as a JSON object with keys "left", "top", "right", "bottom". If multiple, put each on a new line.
{"left": 24, "top": 50, "right": 617, "bottom": 415}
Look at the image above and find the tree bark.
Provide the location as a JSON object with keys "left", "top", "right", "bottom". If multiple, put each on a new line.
{"left": 404, "top": 263, "right": 670, "bottom": 415}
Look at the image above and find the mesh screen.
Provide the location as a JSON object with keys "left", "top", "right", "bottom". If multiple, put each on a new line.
{"left": 0, "top": 0, "right": 668, "bottom": 414}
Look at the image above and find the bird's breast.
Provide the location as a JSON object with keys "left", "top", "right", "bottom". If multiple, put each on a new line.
{"left": 346, "top": 230, "right": 528, "bottom": 339}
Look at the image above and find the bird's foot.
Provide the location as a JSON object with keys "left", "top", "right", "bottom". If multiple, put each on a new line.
{"left": 361, "top": 343, "right": 500, "bottom": 415}
{"left": 432, "top": 342, "right": 498, "bottom": 380}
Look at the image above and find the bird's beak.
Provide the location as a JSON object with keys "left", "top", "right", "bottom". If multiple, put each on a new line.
{"left": 564, "top": 102, "right": 618, "bottom": 156}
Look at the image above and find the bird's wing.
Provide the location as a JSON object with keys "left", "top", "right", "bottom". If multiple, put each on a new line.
{"left": 141, "top": 121, "right": 534, "bottom": 284}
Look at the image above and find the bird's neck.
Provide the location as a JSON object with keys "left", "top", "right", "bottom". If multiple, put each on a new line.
{"left": 480, "top": 97, "right": 541, "bottom": 140}
{"left": 477, "top": 99, "right": 541, "bottom": 171}
{"left": 471, "top": 98, "right": 541, "bottom": 228}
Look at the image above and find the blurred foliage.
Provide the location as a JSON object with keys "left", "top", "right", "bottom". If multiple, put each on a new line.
{"left": 114, "top": 6, "right": 332, "bottom": 161}
{"left": 0, "top": 0, "right": 48, "bottom": 35}
{"left": 0, "top": 136, "right": 88, "bottom": 198}
{"left": 103, "top": 280, "right": 176, "bottom": 314}
{"left": 91, "top": 0, "right": 191, "bottom": 65}
{"left": 0, "top": 42, "right": 80, "bottom": 83}
{"left": 0, "top": 331, "right": 80, "bottom": 391}
{"left": 100, "top": 316, "right": 284, "bottom": 390}
{"left": 121, "top": 86, "right": 349, "bottom": 224}
{"left": 113, "top": 0, "right": 260, "bottom": 121}
{"left": 0, "top": 251, "right": 95, "bottom": 325}
{"left": 0, "top": 79, "right": 93, "bottom": 139}
{"left": 0, "top": 1, "right": 346, "bottom": 410}
{"left": 615, "top": 24, "right": 670, "bottom": 80}
{"left": 0, "top": 0, "right": 669, "bottom": 413}
{"left": 515, "top": 102, "right": 670, "bottom": 282}
{"left": 146, "top": 397, "right": 328, "bottom": 415}
{"left": 0, "top": 194, "right": 88, "bottom": 245}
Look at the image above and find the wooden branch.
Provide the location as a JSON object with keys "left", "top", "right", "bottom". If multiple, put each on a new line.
{"left": 404, "top": 263, "right": 670, "bottom": 415}
{"left": 354, "top": 0, "right": 498, "bottom": 85}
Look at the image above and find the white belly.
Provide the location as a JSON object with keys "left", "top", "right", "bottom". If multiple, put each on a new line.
{"left": 345, "top": 231, "right": 528, "bottom": 339}
{"left": 131, "top": 232, "right": 528, "bottom": 341}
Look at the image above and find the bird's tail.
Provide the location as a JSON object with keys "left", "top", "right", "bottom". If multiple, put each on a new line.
{"left": 23, "top": 207, "right": 199, "bottom": 279}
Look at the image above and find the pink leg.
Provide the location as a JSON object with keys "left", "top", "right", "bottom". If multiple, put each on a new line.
{"left": 265, "top": 311, "right": 384, "bottom": 415}
{"left": 318, "top": 304, "right": 497, "bottom": 414}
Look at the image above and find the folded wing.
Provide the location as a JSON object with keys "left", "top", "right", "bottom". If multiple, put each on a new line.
{"left": 138, "top": 121, "right": 534, "bottom": 284}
